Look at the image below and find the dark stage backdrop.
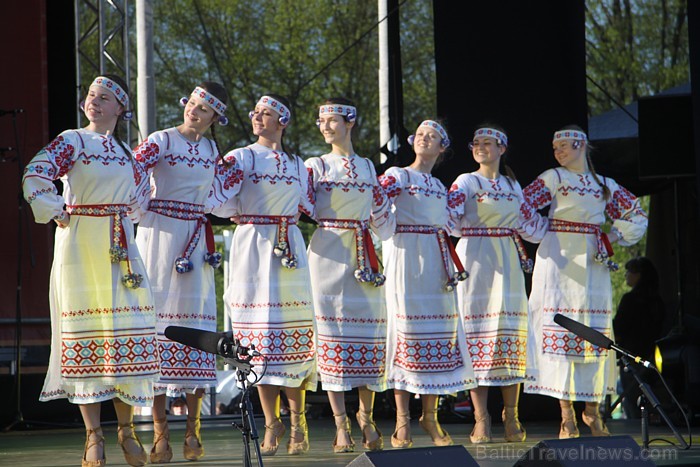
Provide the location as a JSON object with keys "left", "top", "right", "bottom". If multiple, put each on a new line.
{"left": 432, "top": 0, "right": 587, "bottom": 189}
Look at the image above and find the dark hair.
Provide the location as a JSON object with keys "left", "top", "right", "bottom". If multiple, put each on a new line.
{"left": 99, "top": 73, "right": 132, "bottom": 158}
{"left": 474, "top": 122, "right": 517, "bottom": 181}
{"left": 264, "top": 93, "right": 292, "bottom": 158}
{"left": 558, "top": 124, "right": 610, "bottom": 200}
{"left": 625, "top": 257, "right": 660, "bottom": 294}
{"left": 199, "top": 81, "right": 228, "bottom": 163}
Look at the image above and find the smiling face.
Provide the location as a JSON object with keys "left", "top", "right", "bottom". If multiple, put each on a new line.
{"left": 553, "top": 139, "right": 586, "bottom": 171}
{"left": 471, "top": 136, "right": 504, "bottom": 166}
{"left": 182, "top": 94, "right": 217, "bottom": 132}
{"left": 413, "top": 125, "right": 445, "bottom": 160}
{"left": 250, "top": 105, "right": 285, "bottom": 139}
{"left": 83, "top": 85, "right": 123, "bottom": 125}
{"left": 318, "top": 114, "right": 352, "bottom": 146}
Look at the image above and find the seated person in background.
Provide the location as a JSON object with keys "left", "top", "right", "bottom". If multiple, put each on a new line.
{"left": 613, "top": 256, "right": 666, "bottom": 419}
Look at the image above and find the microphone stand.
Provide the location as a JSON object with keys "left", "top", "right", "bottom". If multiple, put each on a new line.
{"left": 223, "top": 355, "right": 263, "bottom": 467}
{"left": 619, "top": 355, "right": 688, "bottom": 450}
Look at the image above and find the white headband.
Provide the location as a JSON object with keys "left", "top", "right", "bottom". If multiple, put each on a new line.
{"left": 319, "top": 104, "right": 357, "bottom": 122}
{"left": 408, "top": 120, "right": 450, "bottom": 148}
{"left": 191, "top": 86, "right": 227, "bottom": 116}
{"left": 474, "top": 127, "right": 508, "bottom": 146}
{"left": 254, "top": 95, "right": 291, "bottom": 124}
{"left": 553, "top": 129, "right": 587, "bottom": 142}
{"left": 91, "top": 76, "right": 129, "bottom": 108}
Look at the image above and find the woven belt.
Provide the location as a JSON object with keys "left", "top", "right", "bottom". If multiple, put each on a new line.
{"left": 395, "top": 224, "right": 468, "bottom": 291}
{"left": 67, "top": 203, "right": 142, "bottom": 289}
{"left": 149, "top": 199, "right": 220, "bottom": 273}
{"left": 238, "top": 215, "right": 298, "bottom": 269}
{"left": 318, "top": 218, "right": 385, "bottom": 286}
{"left": 548, "top": 218, "right": 617, "bottom": 271}
{"left": 460, "top": 227, "right": 533, "bottom": 273}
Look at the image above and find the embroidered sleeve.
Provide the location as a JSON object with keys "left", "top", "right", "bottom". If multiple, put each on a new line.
{"left": 518, "top": 174, "right": 553, "bottom": 243}
{"left": 445, "top": 175, "right": 468, "bottom": 236}
{"left": 206, "top": 149, "right": 244, "bottom": 213}
{"left": 211, "top": 148, "right": 248, "bottom": 219}
{"left": 370, "top": 165, "right": 396, "bottom": 240}
{"left": 22, "top": 131, "right": 77, "bottom": 224}
{"left": 297, "top": 156, "right": 315, "bottom": 218}
{"left": 606, "top": 181, "right": 648, "bottom": 246}
{"left": 302, "top": 158, "right": 321, "bottom": 219}
{"left": 378, "top": 172, "right": 402, "bottom": 199}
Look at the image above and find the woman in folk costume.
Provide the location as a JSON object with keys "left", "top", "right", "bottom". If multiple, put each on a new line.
{"left": 22, "top": 75, "right": 157, "bottom": 467}
{"left": 305, "top": 99, "right": 395, "bottom": 454}
{"left": 211, "top": 95, "right": 317, "bottom": 456}
{"left": 447, "top": 125, "right": 531, "bottom": 444}
{"left": 520, "top": 125, "right": 648, "bottom": 438}
{"left": 133, "top": 82, "right": 242, "bottom": 463}
{"left": 380, "top": 120, "right": 476, "bottom": 449}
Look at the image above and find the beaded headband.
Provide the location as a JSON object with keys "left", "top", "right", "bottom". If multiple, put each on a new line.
{"left": 408, "top": 120, "right": 450, "bottom": 148}
{"left": 553, "top": 129, "right": 587, "bottom": 142}
{"left": 319, "top": 104, "right": 357, "bottom": 122}
{"left": 474, "top": 127, "right": 508, "bottom": 147}
{"left": 91, "top": 76, "right": 129, "bottom": 108}
{"left": 250, "top": 95, "right": 291, "bottom": 125}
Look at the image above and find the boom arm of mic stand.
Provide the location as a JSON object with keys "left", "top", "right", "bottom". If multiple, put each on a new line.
{"left": 620, "top": 356, "right": 689, "bottom": 449}
{"left": 610, "top": 343, "right": 654, "bottom": 368}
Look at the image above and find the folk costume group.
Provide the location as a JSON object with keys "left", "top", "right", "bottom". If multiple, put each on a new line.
{"left": 22, "top": 76, "right": 648, "bottom": 467}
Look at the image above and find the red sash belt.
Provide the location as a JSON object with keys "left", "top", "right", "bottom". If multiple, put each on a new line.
{"left": 460, "top": 227, "right": 533, "bottom": 273}
{"left": 548, "top": 218, "right": 617, "bottom": 271}
{"left": 67, "top": 203, "right": 142, "bottom": 288}
{"left": 238, "top": 215, "right": 298, "bottom": 269}
{"left": 395, "top": 224, "right": 468, "bottom": 291}
{"left": 149, "top": 199, "right": 219, "bottom": 273}
{"left": 318, "top": 218, "right": 385, "bottom": 286}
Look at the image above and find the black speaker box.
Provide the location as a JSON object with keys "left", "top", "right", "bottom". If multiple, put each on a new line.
{"left": 346, "top": 445, "right": 479, "bottom": 467}
{"left": 513, "top": 435, "right": 656, "bottom": 466}
{"left": 638, "top": 94, "right": 695, "bottom": 179}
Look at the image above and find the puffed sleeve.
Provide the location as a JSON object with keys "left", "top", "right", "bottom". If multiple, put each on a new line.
{"left": 22, "top": 130, "right": 79, "bottom": 224}
{"left": 131, "top": 132, "right": 167, "bottom": 217}
{"left": 446, "top": 173, "right": 470, "bottom": 236}
{"left": 128, "top": 142, "right": 151, "bottom": 223}
{"left": 519, "top": 169, "right": 557, "bottom": 243}
{"left": 205, "top": 140, "right": 244, "bottom": 213}
{"left": 210, "top": 147, "right": 248, "bottom": 219}
{"left": 604, "top": 178, "right": 648, "bottom": 246}
{"left": 378, "top": 165, "right": 404, "bottom": 202}
{"left": 369, "top": 163, "right": 396, "bottom": 240}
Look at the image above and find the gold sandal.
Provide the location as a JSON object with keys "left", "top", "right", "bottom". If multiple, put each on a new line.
{"left": 469, "top": 413, "right": 492, "bottom": 444}
{"left": 391, "top": 411, "right": 413, "bottom": 448}
{"left": 419, "top": 409, "right": 453, "bottom": 446}
{"left": 150, "top": 417, "right": 173, "bottom": 463}
{"left": 332, "top": 412, "right": 355, "bottom": 453}
{"left": 260, "top": 417, "right": 286, "bottom": 457}
{"left": 287, "top": 409, "right": 309, "bottom": 455}
{"left": 183, "top": 416, "right": 205, "bottom": 461}
{"left": 502, "top": 406, "right": 527, "bottom": 442}
{"left": 82, "top": 427, "right": 105, "bottom": 467}
{"left": 356, "top": 410, "right": 383, "bottom": 451}
{"left": 117, "top": 422, "right": 147, "bottom": 467}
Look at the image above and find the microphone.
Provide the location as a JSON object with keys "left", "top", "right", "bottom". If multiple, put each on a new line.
{"left": 553, "top": 313, "right": 655, "bottom": 368}
{"left": 0, "top": 109, "right": 24, "bottom": 116}
{"left": 164, "top": 325, "right": 256, "bottom": 358}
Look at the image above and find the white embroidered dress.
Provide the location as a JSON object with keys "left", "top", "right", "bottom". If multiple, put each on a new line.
{"left": 447, "top": 173, "right": 530, "bottom": 386}
{"left": 305, "top": 153, "right": 395, "bottom": 391}
{"left": 521, "top": 168, "right": 647, "bottom": 401}
{"left": 212, "top": 143, "right": 317, "bottom": 389}
{"left": 22, "top": 129, "right": 158, "bottom": 406}
{"left": 379, "top": 167, "right": 476, "bottom": 394}
{"left": 133, "top": 128, "right": 243, "bottom": 396}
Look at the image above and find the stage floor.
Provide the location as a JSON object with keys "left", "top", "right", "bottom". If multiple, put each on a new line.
{"left": 1, "top": 416, "right": 698, "bottom": 466}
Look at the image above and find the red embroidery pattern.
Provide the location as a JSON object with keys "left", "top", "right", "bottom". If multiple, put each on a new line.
{"left": 605, "top": 186, "right": 646, "bottom": 220}
{"left": 133, "top": 140, "right": 160, "bottom": 171}
{"left": 521, "top": 177, "right": 552, "bottom": 219}
{"left": 318, "top": 341, "right": 385, "bottom": 377}
{"left": 61, "top": 304, "right": 155, "bottom": 318}
{"left": 394, "top": 333, "right": 463, "bottom": 372}
{"left": 447, "top": 185, "right": 466, "bottom": 208}
{"left": 378, "top": 174, "right": 401, "bottom": 198}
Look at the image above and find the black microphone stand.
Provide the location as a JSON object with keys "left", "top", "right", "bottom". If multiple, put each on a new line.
{"left": 223, "top": 354, "right": 263, "bottom": 467}
{"left": 619, "top": 355, "right": 688, "bottom": 450}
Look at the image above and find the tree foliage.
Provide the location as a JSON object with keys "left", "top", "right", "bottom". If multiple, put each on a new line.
{"left": 585, "top": 0, "right": 689, "bottom": 116}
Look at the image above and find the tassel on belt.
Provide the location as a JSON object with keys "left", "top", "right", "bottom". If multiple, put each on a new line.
{"left": 238, "top": 215, "right": 298, "bottom": 269}
{"left": 460, "top": 227, "right": 534, "bottom": 273}
{"left": 149, "top": 199, "right": 221, "bottom": 273}
{"left": 318, "top": 218, "right": 385, "bottom": 286}
{"left": 548, "top": 218, "right": 617, "bottom": 271}
{"left": 395, "top": 224, "right": 469, "bottom": 291}
{"left": 67, "top": 203, "right": 142, "bottom": 289}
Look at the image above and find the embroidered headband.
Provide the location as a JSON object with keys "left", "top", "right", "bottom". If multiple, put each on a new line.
{"left": 318, "top": 104, "right": 357, "bottom": 122}
{"left": 474, "top": 127, "right": 508, "bottom": 147}
{"left": 91, "top": 76, "right": 129, "bottom": 108}
{"left": 407, "top": 120, "right": 450, "bottom": 148}
{"left": 250, "top": 95, "right": 291, "bottom": 125}
{"left": 553, "top": 129, "right": 587, "bottom": 142}
{"left": 180, "top": 86, "right": 229, "bottom": 125}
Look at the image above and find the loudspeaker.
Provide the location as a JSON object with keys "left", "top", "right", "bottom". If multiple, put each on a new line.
{"left": 346, "top": 445, "right": 479, "bottom": 467}
{"left": 513, "top": 435, "right": 656, "bottom": 466}
{"left": 638, "top": 94, "right": 696, "bottom": 179}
